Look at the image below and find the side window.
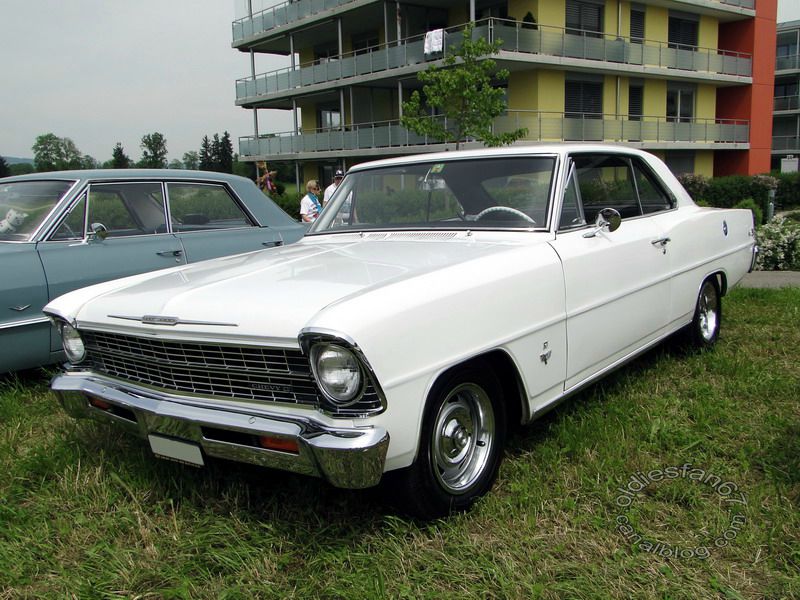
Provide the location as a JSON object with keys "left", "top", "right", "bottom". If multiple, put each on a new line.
{"left": 572, "top": 154, "right": 641, "bottom": 222}
{"left": 558, "top": 167, "right": 586, "bottom": 230}
{"left": 88, "top": 183, "right": 166, "bottom": 237}
{"left": 51, "top": 193, "right": 87, "bottom": 240}
{"left": 631, "top": 159, "right": 675, "bottom": 214}
{"left": 167, "top": 183, "right": 253, "bottom": 232}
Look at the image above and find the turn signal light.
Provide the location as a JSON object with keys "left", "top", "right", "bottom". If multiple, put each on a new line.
{"left": 258, "top": 436, "right": 299, "bottom": 454}
{"left": 88, "top": 396, "right": 111, "bottom": 411}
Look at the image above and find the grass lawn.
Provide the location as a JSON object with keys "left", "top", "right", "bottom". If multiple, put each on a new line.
{"left": 1, "top": 288, "right": 797, "bottom": 598}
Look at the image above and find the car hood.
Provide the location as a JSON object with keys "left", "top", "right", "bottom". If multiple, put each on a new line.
{"left": 47, "top": 232, "right": 548, "bottom": 342}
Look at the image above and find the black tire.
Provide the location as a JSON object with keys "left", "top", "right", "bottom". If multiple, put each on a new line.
{"left": 387, "top": 361, "right": 506, "bottom": 519}
{"left": 688, "top": 277, "right": 721, "bottom": 349}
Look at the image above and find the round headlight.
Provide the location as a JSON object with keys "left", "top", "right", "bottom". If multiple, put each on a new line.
{"left": 310, "top": 343, "right": 362, "bottom": 405}
{"left": 60, "top": 322, "right": 86, "bottom": 363}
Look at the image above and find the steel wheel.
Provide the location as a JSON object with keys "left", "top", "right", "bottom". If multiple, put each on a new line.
{"left": 431, "top": 382, "right": 495, "bottom": 494}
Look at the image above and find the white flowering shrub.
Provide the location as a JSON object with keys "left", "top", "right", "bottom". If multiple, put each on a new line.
{"left": 756, "top": 216, "right": 800, "bottom": 271}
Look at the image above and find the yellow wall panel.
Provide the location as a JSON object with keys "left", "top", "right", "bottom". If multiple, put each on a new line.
{"left": 508, "top": 71, "right": 538, "bottom": 109}
{"left": 643, "top": 79, "right": 666, "bottom": 119}
{"left": 698, "top": 16, "right": 718, "bottom": 50}
{"left": 695, "top": 151, "right": 714, "bottom": 177}
{"left": 537, "top": 70, "right": 565, "bottom": 113}
{"left": 605, "top": 0, "right": 619, "bottom": 37}
{"left": 535, "top": 0, "right": 565, "bottom": 29}
{"left": 619, "top": 1, "right": 631, "bottom": 38}
{"left": 696, "top": 84, "right": 716, "bottom": 120}
{"left": 645, "top": 6, "right": 668, "bottom": 44}
{"left": 603, "top": 75, "right": 619, "bottom": 117}
{"left": 508, "top": 0, "right": 535, "bottom": 21}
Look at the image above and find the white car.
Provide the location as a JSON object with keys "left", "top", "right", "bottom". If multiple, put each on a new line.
{"left": 45, "top": 145, "right": 757, "bottom": 518}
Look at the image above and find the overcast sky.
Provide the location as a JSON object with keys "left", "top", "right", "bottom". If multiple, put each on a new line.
{"left": 2, "top": 0, "right": 799, "bottom": 164}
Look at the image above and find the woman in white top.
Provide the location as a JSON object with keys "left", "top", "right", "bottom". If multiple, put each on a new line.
{"left": 299, "top": 180, "right": 323, "bottom": 223}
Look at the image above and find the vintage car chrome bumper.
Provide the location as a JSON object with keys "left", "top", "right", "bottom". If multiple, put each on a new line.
{"left": 749, "top": 244, "right": 759, "bottom": 273}
{"left": 51, "top": 372, "right": 389, "bottom": 489}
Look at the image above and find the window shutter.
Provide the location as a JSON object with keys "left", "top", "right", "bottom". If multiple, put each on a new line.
{"left": 630, "top": 10, "right": 645, "bottom": 42}
{"left": 628, "top": 86, "right": 643, "bottom": 120}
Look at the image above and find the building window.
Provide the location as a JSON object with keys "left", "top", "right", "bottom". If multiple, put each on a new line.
{"left": 630, "top": 7, "right": 645, "bottom": 43}
{"left": 565, "top": 80, "right": 603, "bottom": 119}
{"left": 318, "top": 108, "right": 341, "bottom": 131}
{"left": 566, "top": 0, "right": 603, "bottom": 38}
{"left": 668, "top": 14, "right": 698, "bottom": 50}
{"left": 352, "top": 31, "right": 379, "bottom": 56}
{"left": 476, "top": 0, "right": 508, "bottom": 20}
{"left": 667, "top": 85, "right": 694, "bottom": 123}
{"left": 664, "top": 151, "right": 695, "bottom": 176}
{"left": 628, "top": 84, "right": 644, "bottom": 121}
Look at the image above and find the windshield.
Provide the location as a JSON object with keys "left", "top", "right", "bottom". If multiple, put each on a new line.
{"left": 311, "top": 156, "right": 556, "bottom": 233}
{"left": 0, "top": 180, "right": 76, "bottom": 242}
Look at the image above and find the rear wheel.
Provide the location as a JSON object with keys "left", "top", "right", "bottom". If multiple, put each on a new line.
{"left": 388, "top": 362, "right": 506, "bottom": 519}
{"left": 689, "top": 278, "right": 721, "bottom": 349}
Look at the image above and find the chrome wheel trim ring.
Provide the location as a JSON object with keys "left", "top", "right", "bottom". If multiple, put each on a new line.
{"left": 431, "top": 382, "right": 495, "bottom": 494}
{"left": 698, "top": 281, "right": 719, "bottom": 342}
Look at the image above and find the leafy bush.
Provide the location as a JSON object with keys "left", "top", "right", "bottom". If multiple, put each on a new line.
{"left": 774, "top": 171, "right": 800, "bottom": 210}
{"left": 679, "top": 174, "right": 777, "bottom": 224}
{"left": 755, "top": 216, "right": 800, "bottom": 271}
{"left": 270, "top": 192, "right": 301, "bottom": 221}
{"left": 732, "top": 198, "right": 762, "bottom": 229}
{"left": 677, "top": 174, "right": 709, "bottom": 201}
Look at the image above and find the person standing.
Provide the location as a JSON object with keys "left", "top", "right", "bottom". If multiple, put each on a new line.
{"left": 299, "top": 180, "right": 323, "bottom": 223}
{"left": 323, "top": 168, "right": 344, "bottom": 207}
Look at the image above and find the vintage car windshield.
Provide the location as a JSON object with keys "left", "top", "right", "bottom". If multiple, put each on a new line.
{"left": 0, "top": 180, "right": 76, "bottom": 242}
{"left": 311, "top": 156, "right": 556, "bottom": 233}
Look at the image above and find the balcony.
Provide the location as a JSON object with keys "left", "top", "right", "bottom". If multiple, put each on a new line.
{"left": 772, "top": 136, "right": 800, "bottom": 153}
{"left": 774, "top": 95, "right": 800, "bottom": 112}
{"left": 232, "top": 0, "right": 357, "bottom": 45}
{"left": 239, "top": 111, "right": 749, "bottom": 159}
{"left": 776, "top": 54, "right": 800, "bottom": 73}
{"left": 236, "top": 19, "right": 752, "bottom": 107}
{"left": 232, "top": 0, "right": 754, "bottom": 46}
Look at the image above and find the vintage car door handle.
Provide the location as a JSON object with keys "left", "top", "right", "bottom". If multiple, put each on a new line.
{"left": 156, "top": 249, "right": 183, "bottom": 257}
{"left": 651, "top": 237, "right": 671, "bottom": 253}
{"left": 262, "top": 240, "right": 284, "bottom": 247}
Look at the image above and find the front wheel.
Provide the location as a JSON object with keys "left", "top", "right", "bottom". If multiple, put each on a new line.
{"left": 387, "top": 362, "right": 506, "bottom": 519}
{"left": 688, "top": 278, "right": 721, "bottom": 349}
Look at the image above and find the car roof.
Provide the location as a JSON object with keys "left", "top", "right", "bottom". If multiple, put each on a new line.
{"left": 0, "top": 169, "right": 252, "bottom": 185}
{"left": 347, "top": 144, "right": 656, "bottom": 173}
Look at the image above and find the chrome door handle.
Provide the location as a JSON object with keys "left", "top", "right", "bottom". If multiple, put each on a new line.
{"left": 157, "top": 249, "right": 183, "bottom": 257}
{"left": 651, "top": 237, "right": 671, "bottom": 253}
{"left": 262, "top": 240, "right": 284, "bottom": 247}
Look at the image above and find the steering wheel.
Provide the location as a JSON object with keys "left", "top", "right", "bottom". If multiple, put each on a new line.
{"left": 475, "top": 206, "right": 537, "bottom": 225}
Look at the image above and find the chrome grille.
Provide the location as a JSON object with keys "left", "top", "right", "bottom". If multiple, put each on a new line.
{"left": 81, "top": 331, "right": 383, "bottom": 415}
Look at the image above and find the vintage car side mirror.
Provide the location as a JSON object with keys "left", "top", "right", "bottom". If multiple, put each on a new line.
{"left": 89, "top": 222, "right": 109, "bottom": 241}
{"left": 583, "top": 208, "right": 621, "bottom": 238}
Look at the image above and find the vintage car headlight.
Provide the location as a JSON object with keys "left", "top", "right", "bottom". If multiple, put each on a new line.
{"left": 59, "top": 322, "right": 86, "bottom": 363}
{"left": 310, "top": 343, "right": 362, "bottom": 404}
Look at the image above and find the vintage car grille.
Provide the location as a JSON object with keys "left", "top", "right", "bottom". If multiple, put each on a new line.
{"left": 80, "top": 331, "right": 383, "bottom": 416}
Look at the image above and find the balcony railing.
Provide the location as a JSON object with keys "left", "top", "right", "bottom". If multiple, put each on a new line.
{"left": 235, "top": 19, "right": 752, "bottom": 104}
{"left": 774, "top": 95, "right": 800, "bottom": 112}
{"left": 232, "top": 0, "right": 356, "bottom": 44}
{"left": 776, "top": 54, "right": 800, "bottom": 72}
{"left": 772, "top": 136, "right": 800, "bottom": 152}
{"left": 233, "top": 0, "right": 755, "bottom": 44}
{"left": 239, "top": 112, "right": 750, "bottom": 158}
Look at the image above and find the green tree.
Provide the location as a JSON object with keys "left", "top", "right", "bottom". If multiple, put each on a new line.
{"left": 9, "top": 163, "right": 34, "bottom": 176}
{"left": 210, "top": 133, "right": 222, "bottom": 172}
{"left": 111, "top": 142, "right": 132, "bottom": 169}
{"left": 199, "top": 136, "right": 213, "bottom": 170}
{"left": 32, "top": 133, "right": 84, "bottom": 171}
{"left": 168, "top": 159, "right": 184, "bottom": 169}
{"left": 219, "top": 131, "right": 234, "bottom": 174}
{"left": 0, "top": 156, "right": 9, "bottom": 178}
{"left": 401, "top": 23, "right": 526, "bottom": 149}
{"left": 139, "top": 132, "right": 168, "bottom": 168}
{"left": 182, "top": 151, "right": 199, "bottom": 170}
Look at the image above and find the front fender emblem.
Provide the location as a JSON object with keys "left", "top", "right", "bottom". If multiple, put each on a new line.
{"left": 10, "top": 305, "right": 31, "bottom": 312}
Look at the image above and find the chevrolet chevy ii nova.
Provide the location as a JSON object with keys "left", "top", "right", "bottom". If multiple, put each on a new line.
{"left": 46, "top": 146, "right": 757, "bottom": 517}
{"left": 0, "top": 169, "right": 304, "bottom": 373}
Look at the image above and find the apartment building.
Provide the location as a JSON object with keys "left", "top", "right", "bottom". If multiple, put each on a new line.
{"left": 232, "top": 0, "right": 777, "bottom": 185}
{"left": 773, "top": 19, "right": 800, "bottom": 170}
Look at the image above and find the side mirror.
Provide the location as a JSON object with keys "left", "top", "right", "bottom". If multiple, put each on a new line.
{"left": 583, "top": 208, "right": 621, "bottom": 238}
{"left": 89, "top": 222, "right": 109, "bottom": 241}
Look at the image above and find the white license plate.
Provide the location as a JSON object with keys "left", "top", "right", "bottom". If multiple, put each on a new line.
{"left": 148, "top": 434, "right": 204, "bottom": 467}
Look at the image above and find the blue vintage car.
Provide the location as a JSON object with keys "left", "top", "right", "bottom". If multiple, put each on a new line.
{"left": 0, "top": 169, "right": 305, "bottom": 373}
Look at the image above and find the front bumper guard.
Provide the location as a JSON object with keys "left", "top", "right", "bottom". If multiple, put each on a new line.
{"left": 51, "top": 372, "right": 389, "bottom": 489}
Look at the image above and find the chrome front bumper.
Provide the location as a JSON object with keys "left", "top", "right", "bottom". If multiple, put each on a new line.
{"left": 51, "top": 372, "right": 389, "bottom": 489}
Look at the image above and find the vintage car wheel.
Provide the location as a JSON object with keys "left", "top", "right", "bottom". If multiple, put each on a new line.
{"left": 689, "top": 278, "right": 721, "bottom": 349}
{"left": 389, "top": 362, "right": 506, "bottom": 519}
